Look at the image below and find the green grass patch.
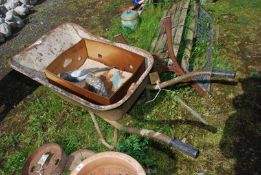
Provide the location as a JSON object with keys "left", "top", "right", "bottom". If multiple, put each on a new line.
{"left": 105, "top": 3, "right": 169, "bottom": 50}
{"left": 229, "top": 0, "right": 261, "bottom": 8}
{"left": 116, "top": 135, "right": 157, "bottom": 167}
{"left": 0, "top": 87, "right": 111, "bottom": 174}
{"left": 1, "top": 0, "right": 260, "bottom": 174}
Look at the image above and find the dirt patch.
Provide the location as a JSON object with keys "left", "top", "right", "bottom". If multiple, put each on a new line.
{"left": 237, "top": 31, "right": 261, "bottom": 72}
{"left": 0, "top": 0, "right": 126, "bottom": 78}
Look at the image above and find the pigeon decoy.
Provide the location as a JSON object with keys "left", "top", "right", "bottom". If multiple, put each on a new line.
{"left": 5, "top": 9, "right": 24, "bottom": 28}
{"left": 0, "top": 22, "right": 11, "bottom": 37}
{"left": 0, "top": 5, "right": 8, "bottom": 16}
{"left": 0, "top": 17, "right": 4, "bottom": 24}
{"left": 14, "top": 4, "right": 30, "bottom": 16}
{"left": 4, "top": 0, "right": 20, "bottom": 10}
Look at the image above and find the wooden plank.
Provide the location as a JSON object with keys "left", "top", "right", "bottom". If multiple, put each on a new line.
{"left": 154, "top": 1, "right": 180, "bottom": 53}
{"left": 160, "top": 1, "right": 181, "bottom": 53}
{"left": 181, "top": 1, "right": 198, "bottom": 71}
{"left": 150, "top": 9, "right": 169, "bottom": 52}
{"left": 173, "top": 0, "right": 190, "bottom": 56}
{"left": 150, "top": 6, "right": 174, "bottom": 52}
{"left": 171, "top": 0, "right": 183, "bottom": 40}
{"left": 169, "top": 0, "right": 183, "bottom": 53}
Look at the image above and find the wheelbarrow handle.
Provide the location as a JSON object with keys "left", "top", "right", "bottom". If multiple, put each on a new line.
{"left": 170, "top": 138, "right": 199, "bottom": 158}
{"left": 211, "top": 70, "right": 236, "bottom": 79}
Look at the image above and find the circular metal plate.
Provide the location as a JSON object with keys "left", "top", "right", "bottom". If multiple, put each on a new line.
{"left": 22, "top": 143, "right": 67, "bottom": 175}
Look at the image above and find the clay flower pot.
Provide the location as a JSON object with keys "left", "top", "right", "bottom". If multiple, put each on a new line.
{"left": 71, "top": 151, "right": 146, "bottom": 175}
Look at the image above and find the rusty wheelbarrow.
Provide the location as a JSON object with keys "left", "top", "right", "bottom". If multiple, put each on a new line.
{"left": 9, "top": 23, "right": 235, "bottom": 158}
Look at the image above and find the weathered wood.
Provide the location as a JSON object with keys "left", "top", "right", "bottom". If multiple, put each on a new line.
{"left": 150, "top": 1, "right": 180, "bottom": 53}
{"left": 169, "top": 0, "right": 183, "bottom": 57}
{"left": 154, "top": 1, "right": 180, "bottom": 53}
{"left": 173, "top": 0, "right": 190, "bottom": 56}
{"left": 171, "top": 1, "right": 180, "bottom": 40}
{"left": 150, "top": 0, "right": 192, "bottom": 57}
{"left": 181, "top": 1, "right": 198, "bottom": 71}
{"left": 154, "top": 0, "right": 187, "bottom": 52}
{"left": 150, "top": 9, "right": 170, "bottom": 52}
{"left": 154, "top": 33, "right": 167, "bottom": 52}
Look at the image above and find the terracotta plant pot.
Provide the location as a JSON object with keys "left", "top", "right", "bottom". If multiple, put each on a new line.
{"left": 64, "top": 149, "right": 96, "bottom": 172}
{"left": 71, "top": 151, "right": 146, "bottom": 175}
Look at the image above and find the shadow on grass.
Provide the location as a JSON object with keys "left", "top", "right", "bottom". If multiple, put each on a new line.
{"left": 220, "top": 77, "right": 261, "bottom": 175}
{"left": 0, "top": 70, "right": 39, "bottom": 122}
{"left": 143, "top": 119, "right": 217, "bottom": 133}
{"left": 129, "top": 88, "right": 218, "bottom": 133}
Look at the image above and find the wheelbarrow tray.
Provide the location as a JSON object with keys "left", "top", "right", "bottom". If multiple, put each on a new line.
{"left": 9, "top": 23, "right": 154, "bottom": 121}
{"left": 45, "top": 38, "right": 146, "bottom": 106}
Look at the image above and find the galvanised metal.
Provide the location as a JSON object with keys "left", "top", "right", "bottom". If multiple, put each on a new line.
{"left": 193, "top": 4, "right": 214, "bottom": 91}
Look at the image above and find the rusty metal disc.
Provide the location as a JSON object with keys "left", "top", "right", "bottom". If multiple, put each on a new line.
{"left": 64, "top": 149, "right": 96, "bottom": 172}
{"left": 22, "top": 143, "right": 67, "bottom": 175}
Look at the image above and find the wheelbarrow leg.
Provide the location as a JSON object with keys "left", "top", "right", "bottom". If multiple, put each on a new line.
{"left": 89, "top": 111, "right": 114, "bottom": 150}
{"left": 114, "top": 128, "right": 119, "bottom": 146}
{"left": 103, "top": 118, "right": 199, "bottom": 158}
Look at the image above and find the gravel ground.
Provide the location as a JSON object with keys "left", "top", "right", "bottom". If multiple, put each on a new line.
{"left": 0, "top": 0, "right": 124, "bottom": 78}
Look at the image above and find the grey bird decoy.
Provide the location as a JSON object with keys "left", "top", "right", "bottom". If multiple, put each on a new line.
{"left": 4, "top": 0, "right": 20, "bottom": 10}
{"left": 14, "top": 4, "right": 30, "bottom": 16}
{"left": 5, "top": 9, "right": 24, "bottom": 28}
{"left": 0, "top": 17, "right": 4, "bottom": 24}
{"left": 0, "top": 5, "right": 8, "bottom": 16}
{"left": 0, "top": 22, "right": 11, "bottom": 37}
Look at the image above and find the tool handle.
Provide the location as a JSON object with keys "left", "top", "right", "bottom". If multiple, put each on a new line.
{"left": 211, "top": 70, "right": 236, "bottom": 79}
{"left": 170, "top": 138, "right": 199, "bottom": 158}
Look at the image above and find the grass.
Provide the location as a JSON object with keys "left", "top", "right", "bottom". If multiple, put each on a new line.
{"left": 0, "top": 0, "right": 261, "bottom": 174}
{"left": 0, "top": 87, "right": 111, "bottom": 174}
{"left": 106, "top": 2, "right": 169, "bottom": 50}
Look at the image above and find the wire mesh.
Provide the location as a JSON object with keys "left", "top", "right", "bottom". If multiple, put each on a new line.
{"left": 193, "top": 4, "right": 214, "bottom": 91}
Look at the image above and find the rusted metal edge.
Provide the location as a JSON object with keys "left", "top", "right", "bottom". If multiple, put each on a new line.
{"left": 163, "top": 16, "right": 206, "bottom": 96}
{"left": 9, "top": 23, "right": 154, "bottom": 112}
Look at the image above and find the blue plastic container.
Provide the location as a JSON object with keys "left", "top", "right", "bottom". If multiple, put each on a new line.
{"left": 121, "top": 10, "right": 139, "bottom": 30}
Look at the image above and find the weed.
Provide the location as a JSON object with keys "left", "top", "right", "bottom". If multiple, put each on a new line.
{"left": 116, "top": 135, "right": 156, "bottom": 167}
{"left": 57, "top": 135, "right": 81, "bottom": 155}
{"left": 0, "top": 152, "right": 26, "bottom": 175}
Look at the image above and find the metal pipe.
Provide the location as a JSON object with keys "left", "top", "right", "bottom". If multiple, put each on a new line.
{"left": 103, "top": 118, "right": 199, "bottom": 158}
{"left": 147, "top": 71, "right": 212, "bottom": 90}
